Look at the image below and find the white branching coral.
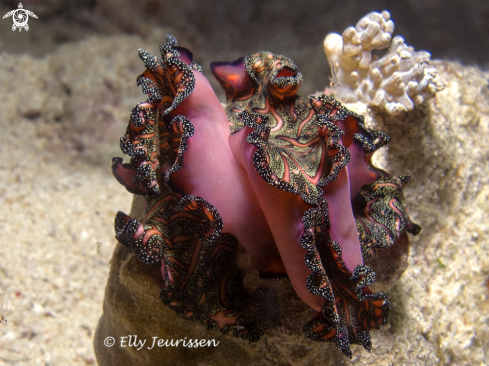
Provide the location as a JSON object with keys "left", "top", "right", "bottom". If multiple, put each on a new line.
{"left": 324, "top": 10, "right": 444, "bottom": 115}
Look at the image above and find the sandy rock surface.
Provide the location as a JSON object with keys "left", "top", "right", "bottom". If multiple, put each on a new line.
{"left": 0, "top": 33, "right": 166, "bottom": 365}
{"left": 1, "top": 32, "right": 488, "bottom": 366}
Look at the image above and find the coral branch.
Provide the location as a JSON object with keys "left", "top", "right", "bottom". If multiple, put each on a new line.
{"left": 324, "top": 10, "right": 444, "bottom": 115}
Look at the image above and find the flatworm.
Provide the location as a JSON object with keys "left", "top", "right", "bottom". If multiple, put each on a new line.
{"left": 112, "top": 37, "right": 420, "bottom": 357}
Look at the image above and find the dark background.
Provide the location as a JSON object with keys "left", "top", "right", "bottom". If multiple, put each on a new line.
{"left": 1, "top": 0, "right": 488, "bottom": 96}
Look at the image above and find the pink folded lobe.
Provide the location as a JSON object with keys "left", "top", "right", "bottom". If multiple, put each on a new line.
{"left": 167, "top": 64, "right": 283, "bottom": 275}
{"left": 113, "top": 37, "right": 285, "bottom": 342}
{"left": 214, "top": 55, "right": 328, "bottom": 310}
{"left": 321, "top": 165, "right": 363, "bottom": 272}
{"left": 214, "top": 53, "right": 395, "bottom": 357}
{"left": 111, "top": 157, "right": 150, "bottom": 195}
{"left": 322, "top": 116, "right": 381, "bottom": 272}
{"left": 210, "top": 58, "right": 253, "bottom": 100}
{"left": 229, "top": 127, "right": 325, "bottom": 311}
{"left": 335, "top": 117, "right": 385, "bottom": 198}
{"left": 345, "top": 140, "right": 380, "bottom": 198}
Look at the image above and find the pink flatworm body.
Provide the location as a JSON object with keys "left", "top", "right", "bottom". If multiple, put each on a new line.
{"left": 112, "top": 37, "right": 420, "bottom": 358}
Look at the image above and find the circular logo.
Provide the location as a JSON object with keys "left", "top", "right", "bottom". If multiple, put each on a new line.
{"left": 104, "top": 336, "right": 116, "bottom": 347}
{"left": 12, "top": 9, "right": 28, "bottom": 28}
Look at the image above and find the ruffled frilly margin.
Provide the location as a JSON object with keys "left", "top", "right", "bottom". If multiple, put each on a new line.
{"left": 240, "top": 105, "right": 391, "bottom": 357}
